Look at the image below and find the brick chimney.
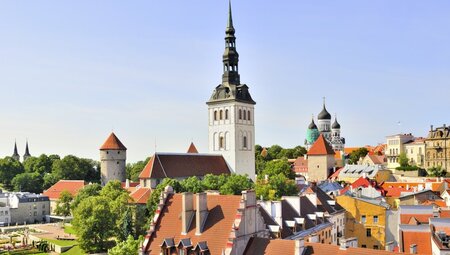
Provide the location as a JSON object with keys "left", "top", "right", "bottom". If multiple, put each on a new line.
{"left": 195, "top": 192, "right": 208, "bottom": 235}
{"left": 181, "top": 192, "right": 194, "bottom": 235}
{"left": 410, "top": 244, "right": 417, "bottom": 254}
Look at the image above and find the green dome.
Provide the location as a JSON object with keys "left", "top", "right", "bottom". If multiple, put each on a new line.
{"left": 306, "top": 128, "right": 320, "bottom": 144}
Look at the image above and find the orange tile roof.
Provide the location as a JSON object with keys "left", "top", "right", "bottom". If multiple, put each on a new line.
{"left": 400, "top": 214, "right": 433, "bottom": 224}
{"left": 305, "top": 242, "right": 412, "bottom": 255}
{"left": 43, "top": 180, "right": 86, "bottom": 200}
{"left": 187, "top": 142, "right": 199, "bottom": 153}
{"left": 293, "top": 157, "right": 308, "bottom": 173}
{"left": 145, "top": 193, "right": 241, "bottom": 255}
{"left": 421, "top": 199, "right": 446, "bottom": 207}
{"left": 307, "top": 134, "right": 335, "bottom": 156}
{"left": 243, "top": 237, "right": 295, "bottom": 255}
{"left": 401, "top": 230, "right": 432, "bottom": 255}
{"left": 381, "top": 182, "right": 444, "bottom": 193}
{"left": 440, "top": 209, "right": 450, "bottom": 218}
{"left": 100, "top": 132, "right": 127, "bottom": 150}
{"left": 130, "top": 187, "right": 151, "bottom": 204}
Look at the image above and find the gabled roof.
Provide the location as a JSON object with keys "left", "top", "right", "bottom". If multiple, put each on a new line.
{"left": 100, "top": 132, "right": 127, "bottom": 150}
{"left": 130, "top": 187, "right": 152, "bottom": 204}
{"left": 43, "top": 180, "right": 86, "bottom": 200}
{"left": 187, "top": 142, "right": 199, "bottom": 153}
{"left": 307, "top": 134, "right": 335, "bottom": 156}
{"left": 399, "top": 224, "right": 432, "bottom": 255}
{"left": 145, "top": 193, "right": 241, "bottom": 255}
{"left": 139, "top": 153, "right": 231, "bottom": 179}
{"left": 340, "top": 177, "right": 386, "bottom": 196}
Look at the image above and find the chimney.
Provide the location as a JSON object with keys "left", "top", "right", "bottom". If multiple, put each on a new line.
{"left": 181, "top": 192, "right": 194, "bottom": 235}
{"left": 410, "top": 244, "right": 417, "bottom": 254}
{"left": 431, "top": 125, "right": 434, "bottom": 131}
{"left": 295, "top": 239, "right": 305, "bottom": 255}
{"left": 339, "top": 241, "right": 348, "bottom": 250}
{"left": 385, "top": 241, "right": 394, "bottom": 252}
{"left": 125, "top": 179, "right": 130, "bottom": 188}
{"left": 195, "top": 192, "right": 208, "bottom": 235}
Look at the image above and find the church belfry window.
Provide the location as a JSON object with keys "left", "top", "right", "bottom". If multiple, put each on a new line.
{"left": 219, "top": 110, "right": 223, "bottom": 120}
{"left": 219, "top": 136, "right": 225, "bottom": 149}
{"left": 239, "top": 109, "right": 242, "bottom": 120}
{"left": 214, "top": 110, "right": 218, "bottom": 121}
{"left": 243, "top": 110, "right": 246, "bottom": 120}
{"left": 247, "top": 110, "right": 251, "bottom": 121}
{"left": 225, "top": 109, "right": 229, "bottom": 119}
{"left": 243, "top": 136, "right": 247, "bottom": 148}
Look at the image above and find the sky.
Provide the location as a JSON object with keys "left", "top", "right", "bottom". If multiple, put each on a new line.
{"left": 1, "top": 1, "right": 449, "bottom": 163}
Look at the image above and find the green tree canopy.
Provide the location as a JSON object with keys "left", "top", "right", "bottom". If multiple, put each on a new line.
{"left": 398, "top": 152, "right": 409, "bottom": 167}
{"left": 51, "top": 155, "right": 99, "bottom": 184}
{"left": 71, "top": 183, "right": 102, "bottom": 210}
{"left": 219, "top": 174, "right": 254, "bottom": 195}
{"left": 180, "top": 176, "right": 203, "bottom": 193}
{"left": 428, "top": 166, "right": 447, "bottom": 177}
{"left": 0, "top": 157, "right": 25, "bottom": 189}
{"left": 202, "top": 174, "right": 227, "bottom": 190}
{"left": 108, "top": 235, "right": 142, "bottom": 255}
{"left": 72, "top": 196, "right": 115, "bottom": 253}
{"left": 54, "top": 190, "right": 73, "bottom": 217}
{"left": 259, "top": 159, "right": 294, "bottom": 179}
{"left": 256, "top": 173, "right": 298, "bottom": 200}
{"left": 11, "top": 172, "right": 43, "bottom": 193}
{"left": 348, "top": 147, "right": 369, "bottom": 164}
{"left": 126, "top": 157, "right": 150, "bottom": 182}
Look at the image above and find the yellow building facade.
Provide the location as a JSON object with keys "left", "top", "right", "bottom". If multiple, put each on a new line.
{"left": 336, "top": 195, "right": 389, "bottom": 250}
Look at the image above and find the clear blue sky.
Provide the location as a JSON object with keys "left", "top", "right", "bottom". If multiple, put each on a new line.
{"left": 1, "top": 1, "right": 449, "bottom": 162}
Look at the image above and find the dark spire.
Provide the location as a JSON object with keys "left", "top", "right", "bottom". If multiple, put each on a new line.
{"left": 308, "top": 115, "right": 318, "bottom": 129}
{"left": 222, "top": 0, "right": 240, "bottom": 85}
{"left": 12, "top": 141, "right": 20, "bottom": 161}
{"left": 24, "top": 140, "right": 31, "bottom": 160}
{"left": 332, "top": 115, "right": 341, "bottom": 129}
{"left": 318, "top": 97, "right": 331, "bottom": 120}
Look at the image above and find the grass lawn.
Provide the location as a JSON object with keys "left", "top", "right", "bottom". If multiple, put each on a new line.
{"left": 3, "top": 248, "right": 49, "bottom": 254}
{"left": 41, "top": 238, "right": 77, "bottom": 247}
{"left": 61, "top": 245, "right": 85, "bottom": 255}
{"left": 63, "top": 225, "right": 76, "bottom": 235}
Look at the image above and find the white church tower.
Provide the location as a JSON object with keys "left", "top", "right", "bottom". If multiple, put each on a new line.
{"left": 207, "top": 2, "right": 256, "bottom": 180}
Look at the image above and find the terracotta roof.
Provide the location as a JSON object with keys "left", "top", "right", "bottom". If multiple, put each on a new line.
{"left": 43, "top": 180, "right": 86, "bottom": 200}
{"left": 187, "top": 142, "right": 199, "bottom": 153}
{"left": 440, "top": 209, "right": 450, "bottom": 218}
{"left": 100, "top": 132, "right": 127, "bottom": 150}
{"left": 145, "top": 193, "right": 241, "bottom": 255}
{"left": 329, "top": 167, "right": 343, "bottom": 179}
{"left": 384, "top": 186, "right": 414, "bottom": 197}
{"left": 367, "top": 155, "right": 386, "bottom": 164}
{"left": 421, "top": 199, "right": 446, "bottom": 207}
{"left": 340, "top": 177, "right": 385, "bottom": 196}
{"left": 400, "top": 214, "right": 432, "bottom": 224}
{"left": 305, "top": 242, "right": 413, "bottom": 255}
{"left": 400, "top": 230, "right": 432, "bottom": 255}
{"left": 307, "top": 134, "right": 335, "bottom": 156}
{"left": 381, "top": 182, "right": 444, "bottom": 193}
{"left": 130, "top": 187, "right": 152, "bottom": 204}
{"left": 293, "top": 157, "right": 308, "bottom": 173}
{"left": 139, "top": 153, "right": 231, "bottom": 179}
{"left": 243, "top": 237, "right": 295, "bottom": 255}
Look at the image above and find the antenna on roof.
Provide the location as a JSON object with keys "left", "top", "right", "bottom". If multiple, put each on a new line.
{"left": 154, "top": 138, "right": 157, "bottom": 153}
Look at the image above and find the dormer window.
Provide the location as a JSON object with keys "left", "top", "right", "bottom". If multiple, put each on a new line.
{"left": 194, "top": 241, "right": 210, "bottom": 255}
{"left": 160, "top": 238, "right": 176, "bottom": 255}
{"left": 177, "top": 238, "right": 193, "bottom": 255}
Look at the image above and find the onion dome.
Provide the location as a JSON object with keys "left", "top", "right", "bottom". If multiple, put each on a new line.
{"left": 318, "top": 103, "right": 331, "bottom": 120}
{"left": 332, "top": 117, "right": 341, "bottom": 129}
{"left": 308, "top": 118, "right": 318, "bottom": 130}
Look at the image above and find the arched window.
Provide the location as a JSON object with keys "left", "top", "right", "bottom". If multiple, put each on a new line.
{"left": 243, "top": 136, "right": 247, "bottom": 148}
{"left": 243, "top": 110, "right": 247, "bottom": 120}
{"left": 239, "top": 109, "right": 242, "bottom": 120}
{"left": 219, "top": 110, "right": 223, "bottom": 120}
{"left": 225, "top": 109, "right": 229, "bottom": 120}
{"left": 247, "top": 110, "right": 251, "bottom": 121}
{"left": 219, "top": 136, "right": 225, "bottom": 149}
{"left": 214, "top": 110, "right": 218, "bottom": 121}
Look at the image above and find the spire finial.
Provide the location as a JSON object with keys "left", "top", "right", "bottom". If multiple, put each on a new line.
{"left": 227, "top": 0, "right": 233, "bottom": 29}
{"left": 323, "top": 97, "right": 326, "bottom": 107}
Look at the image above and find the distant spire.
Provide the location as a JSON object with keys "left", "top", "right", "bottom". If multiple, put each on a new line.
{"left": 23, "top": 140, "right": 31, "bottom": 161}
{"left": 227, "top": 0, "right": 234, "bottom": 29}
{"left": 12, "top": 140, "right": 20, "bottom": 161}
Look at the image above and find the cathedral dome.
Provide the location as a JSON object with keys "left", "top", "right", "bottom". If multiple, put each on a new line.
{"left": 306, "top": 128, "right": 320, "bottom": 145}
{"left": 308, "top": 118, "right": 318, "bottom": 129}
{"left": 318, "top": 105, "right": 331, "bottom": 120}
{"left": 332, "top": 118, "right": 341, "bottom": 129}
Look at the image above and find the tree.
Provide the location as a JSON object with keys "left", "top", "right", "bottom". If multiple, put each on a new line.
{"left": 23, "top": 154, "right": 56, "bottom": 175}
{"left": 260, "top": 159, "right": 294, "bottom": 179}
{"left": 0, "top": 157, "right": 25, "bottom": 189}
{"left": 121, "top": 207, "right": 134, "bottom": 241}
{"left": 72, "top": 196, "right": 115, "bottom": 253}
{"left": 267, "top": 145, "right": 283, "bottom": 160}
{"left": 428, "top": 166, "right": 447, "bottom": 177}
{"left": 219, "top": 174, "right": 254, "bottom": 195}
{"left": 126, "top": 158, "right": 150, "bottom": 182}
{"left": 180, "top": 176, "right": 203, "bottom": 193}
{"left": 348, "top": 148, "right": 369, "bottom": 164}
{"left": 51, "top": 155, "right": 100, "bottom": 184}
{"left": 108, "top": 235, "right": 142, "bottom": 255}
{"left": 202, "top": 174, "right": 227, "bottom": 190}
{"left": 11, "top": 172, "right": 43, "bottom": 193}
{"left": 55, "top": 190, "right": 74, "bottom": 217}
{"left": 147, "top": 178, "right": 182, "bottom": 217}
{"left": 71, "top": 183, "right": 102, "bottom": 210}
{"left": 256, "top": 173, "right": 298, "bottom": 200}
{"left": 398, "top": 152, "right": 409, "bottom": 167}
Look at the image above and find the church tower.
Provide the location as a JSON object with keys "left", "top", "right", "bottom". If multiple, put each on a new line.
{"left": 12, "top": 141, "right": 20, "bottom": 161}
{"left": 23, "top": 141, "right": 31, "bottom": 161}
{"left": 99, "top": 132, "right": 127, "bottom": 186}
{"left": 207, "top": 1, "right": 256, "bottom": 180}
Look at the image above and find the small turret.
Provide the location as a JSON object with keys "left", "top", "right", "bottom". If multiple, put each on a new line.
{"left": 12, "top": 141, "right": 20, "bottom": 161}
{"left": 100, "top": 132, "right": 127, "bottom": 186}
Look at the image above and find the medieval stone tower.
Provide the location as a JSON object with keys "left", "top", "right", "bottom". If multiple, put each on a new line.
{"left": 207, "top": 2, "right": 256, "bottom": 180}
{"left": 99, "top": 132, "right": 127, "bottom": 186}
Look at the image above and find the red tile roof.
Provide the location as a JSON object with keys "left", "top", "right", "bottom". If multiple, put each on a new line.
{"left": 100, "top": 132, "right": 127, "bottom": 150}
{"left": 144, "top": 193, "right": 241, "bottom": 255}
{"left": 401, "top": 230, "right": 432, "bottom": 255}
{"left": 293, "top": 157, "right": 308, "bottom": 173}
{"left": 138, "top": 153, "right": 231, "bottom": 179}
{"left": 187, "top": 142, "right": 199, "bottom": 153}
{"left": 340, "top": 177, "right": 385, "bottom": 196}
{"left": 43, "top": 180, "right": 86, "bottom": 200}
{"left": 400, "top": 214, "right": 433, "bottom": 224}
{"left": 130, "top": 187, "right": 152, "bottom": 204}
{"left": 307, "top": 134, "right": 335, "bottom": 156}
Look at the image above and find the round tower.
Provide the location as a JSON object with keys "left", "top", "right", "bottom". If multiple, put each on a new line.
{"left": 100, "top": 132, "right": 127, "bottom": 186}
